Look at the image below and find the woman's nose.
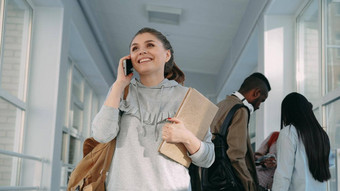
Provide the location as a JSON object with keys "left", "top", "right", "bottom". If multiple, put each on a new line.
{"left": 139, "top": 50, "right": 147, "bottom": 55}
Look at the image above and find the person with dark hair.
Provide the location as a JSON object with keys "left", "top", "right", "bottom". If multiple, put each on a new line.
{"left": 91, "top": 27, "right": 215, "bottom": 190}
{"left": 210, "top": 72, "right": 271, "bottom": 191}
{"left": 272, "top": 92, "right": 331, "bottom": 191}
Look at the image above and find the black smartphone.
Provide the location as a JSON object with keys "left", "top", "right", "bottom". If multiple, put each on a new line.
{"left": 123, "top": 59, "right": 133, "bottom": 75}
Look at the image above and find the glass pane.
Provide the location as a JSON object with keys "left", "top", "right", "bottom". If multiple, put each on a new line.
{"left": 0, "top": 154, "right": 14, "bottom": 186}
{"left": 91, "top": 92, "right": 99, "bottom": 118}
{"left": 64, "top": 60, "right": 72, "bottom": 128}
{"left": 83, "top": 83, "right": 92, "bottom": 137}
{"left": 0, "top": 0, "right": 32, "bottom": 101}
{"left": 68, "top": 136, "right": 81, "bottom": 165}
{"left": 72, "top": 103, "right": 83, "bottom": 131}
{"left": 0, "top": 98, "right": 23, "bottom": 152}
{"left": 326, "top": 99, "right": 340, "bottom": 149}
{"left": 61, "top": 132, "right": 68, "bottom": 163}
{"left": 72, "top": 68, "right": 83, "bottom": 102}
{"left": 61, "top": 164, "right": 73, "bottom": 187}
{"left": 313, "top": 108, "right": 320, "bottom": 124}
{"left": 60, "top": 165, "right": 68, "bottom": 187}
{"left": 326, "top": 0, "right": 340, "bottom": 92}
{"left": 325, "top": 99, "right": 340, "bottom": 191}
{"left": 0, "top": 154, "right": 43, "bottom": 187}
{"left": 297, "top": 0, "right": 320, "bottom": 104}
{"left": 90, "top": 93, "right": 99, "bottom": 137}
{"left": 21, "top": 158, "right": 43, "bottom": 187}
{"left": 328, "top": 149, "right": 337, "bottom": 191}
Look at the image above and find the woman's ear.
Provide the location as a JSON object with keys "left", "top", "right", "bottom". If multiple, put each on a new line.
{"left": 165, "top": 49, "right": 171, "bottom": 62}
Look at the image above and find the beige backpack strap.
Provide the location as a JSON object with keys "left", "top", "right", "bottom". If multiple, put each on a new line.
{"left": 99, "top": 139, "right": 117, "bottom": 185}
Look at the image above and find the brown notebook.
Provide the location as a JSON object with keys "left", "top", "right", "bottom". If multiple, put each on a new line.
{"left": 158, "top": 88, "right": 219, "bottom": 167}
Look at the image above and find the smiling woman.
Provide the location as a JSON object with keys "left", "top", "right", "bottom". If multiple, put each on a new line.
{"left": 91, "top": 27, "right": 215, "bottom": 191}
{"left": 130, "top": 27, "right": 185, "bottom": 86}
{"left": 129, "top": 33, "right": 171, "bottom": 84}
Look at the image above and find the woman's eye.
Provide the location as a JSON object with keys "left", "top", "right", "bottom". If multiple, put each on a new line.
{"left": 131, "top": 47, "right": 138, "bottom": 51}
{"left": 147, "top": 43, "right": 155, "bottom": 48}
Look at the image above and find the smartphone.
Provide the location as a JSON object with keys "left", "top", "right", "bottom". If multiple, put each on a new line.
{"left": 255, "top": 153, "right": 276, "bottom": 165}
{"left": 123, "top": 59, "right": 133, "bottom": 76}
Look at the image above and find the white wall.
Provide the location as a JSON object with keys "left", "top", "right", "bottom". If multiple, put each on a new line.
{"left": 256, "top": 14, "right": 295, "bottom": 147}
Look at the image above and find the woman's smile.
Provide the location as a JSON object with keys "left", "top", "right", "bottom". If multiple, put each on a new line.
{"left": 138, "top": 57, "right": 152, "bottom": 64}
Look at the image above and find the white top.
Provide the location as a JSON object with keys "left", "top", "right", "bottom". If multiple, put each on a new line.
{"left": 272, "top": 125, "right": 327, "bottom": 191}
{"left": 232, "top": 91, "right": 254, "bottom": 114}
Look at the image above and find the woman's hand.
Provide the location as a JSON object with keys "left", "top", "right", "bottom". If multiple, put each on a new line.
{"left": 162, "top": 117, "right": 201, "bottom": 155}
{"left": 104, "top": 56, "right": 133, "bottom": 108}
{"left": 116, "top": 55, "right": 134, "bottom": 87}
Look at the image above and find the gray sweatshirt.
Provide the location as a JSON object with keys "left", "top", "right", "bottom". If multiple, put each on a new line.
{"left": 92, "top": 78, "right": 215, "bottom": 191}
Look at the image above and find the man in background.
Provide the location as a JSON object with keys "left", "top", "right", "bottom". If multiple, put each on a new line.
{"left": 210, "top": 72, "right": 271, "bottom": 191}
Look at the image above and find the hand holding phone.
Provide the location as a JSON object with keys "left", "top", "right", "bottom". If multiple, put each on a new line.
{"left": 255, "top": 153, "right": 276, "bottom": 168}
{"left": 123, "top": 59, "right": 133, "bottom": 76}
{"left": 255, "top": 153, "right": 276, "bottom": 163}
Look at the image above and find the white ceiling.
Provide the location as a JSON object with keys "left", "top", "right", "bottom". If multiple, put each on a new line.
{"left": 78, "top": 0, "right": 250, "bottom": 77}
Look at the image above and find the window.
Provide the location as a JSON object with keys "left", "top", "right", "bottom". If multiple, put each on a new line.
{"left": 60, "top": 58, "right": 99, "bottom": 189}
{"left": 325, "top": 98, "right": 340, "bottom": 190}
{"left": 297, "top": 0, "right": 321, "bottom": 105}
{"left": 296, "top": 0, "right": 340, "bottom": 190}
{"left": 0, "top": 0, "right": 33, "bottom": 187}
{"left": 313, "top": 107, "right": 321, "bottom": 123}
{"left": 326, "top": 0, "right": 340, "bottom": 92}
{"left": 326, "top": 99, "right": 340, "bottom": 149}
{"left": 336, "top": 1, "right": 340, "bottom": 15}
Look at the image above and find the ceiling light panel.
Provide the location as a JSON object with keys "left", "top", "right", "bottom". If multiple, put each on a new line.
{"left": 146, "top": 5, "right": 182, "bottom": 25}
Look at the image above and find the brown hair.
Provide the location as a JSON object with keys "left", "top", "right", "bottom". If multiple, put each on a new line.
{"left": 131, "top": 27, "right": 185, "bottom": 85}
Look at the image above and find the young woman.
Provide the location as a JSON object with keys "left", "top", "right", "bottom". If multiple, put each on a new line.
{"left": 91, "top": 27, "right": 215, "bottom": 191}
{"left": 272, "top": 92, "right": 331, "bottom": 191}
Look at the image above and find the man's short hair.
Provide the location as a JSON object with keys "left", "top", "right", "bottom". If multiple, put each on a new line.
{"left": 239, "top": 72, "right": 271, "bottom": 93}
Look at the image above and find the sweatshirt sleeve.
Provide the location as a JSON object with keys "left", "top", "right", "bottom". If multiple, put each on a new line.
{"left": 189, "top": 129, "right": 215, "bottom": 168}
{"left": 91, "top": 105, "right": 120, "bottom": 143}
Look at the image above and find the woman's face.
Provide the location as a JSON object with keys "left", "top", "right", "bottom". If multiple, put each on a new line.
{"left": 130, "top": 33, "right": 171, "bottom": 77}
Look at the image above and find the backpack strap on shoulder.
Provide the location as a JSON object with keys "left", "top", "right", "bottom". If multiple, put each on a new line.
{"left": 220, "top": 104, "right": 249, "bottom": 137}
{"left": 119, "top": 85, "right": 130, "bottom": 117}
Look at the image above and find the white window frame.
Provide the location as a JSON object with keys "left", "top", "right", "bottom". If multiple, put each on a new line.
{"left": 60, "top": 57, "right": 99, "bottom": 189}
{"left": 0, "top": 0, "right": 47, "bottom": 190}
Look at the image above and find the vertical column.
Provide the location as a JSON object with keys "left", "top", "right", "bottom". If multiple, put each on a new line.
{"left": 256, "top": 15, "right": 295, "bottom": 149}
{"left": 23, "top": 7, "right": 64, "bottom": 189}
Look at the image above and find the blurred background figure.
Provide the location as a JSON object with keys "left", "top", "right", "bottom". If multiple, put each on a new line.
{"left": 254, "top": 131, "right": 279, "bottom": 190}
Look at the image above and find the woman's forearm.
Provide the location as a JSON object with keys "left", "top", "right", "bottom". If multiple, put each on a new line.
{"left": 104, "top": 81, "right": 126, "bottom": 108}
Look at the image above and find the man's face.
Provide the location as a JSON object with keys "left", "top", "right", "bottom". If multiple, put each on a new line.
{"left": 249, "top": 90, "right": 268, "bottom": 111}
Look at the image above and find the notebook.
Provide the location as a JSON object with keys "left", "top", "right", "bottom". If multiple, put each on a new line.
{"left": 158, "top": 88, "right": 219, "bottom": 167}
